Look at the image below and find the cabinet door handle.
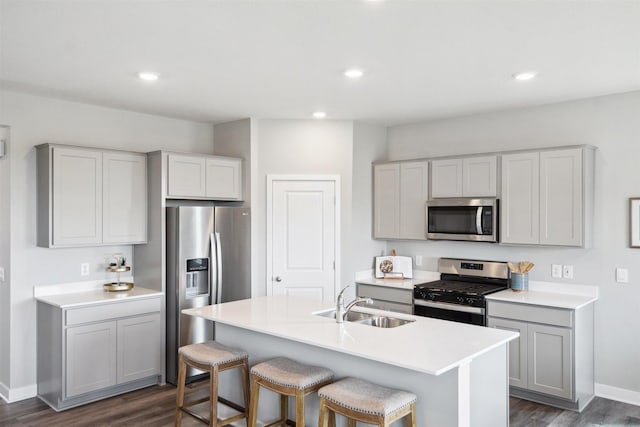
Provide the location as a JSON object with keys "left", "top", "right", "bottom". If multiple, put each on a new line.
{"left": 275, "top": 276, "right": 282, "bottom": 282}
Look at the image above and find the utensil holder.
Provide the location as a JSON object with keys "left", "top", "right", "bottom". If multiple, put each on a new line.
{"left": 511, "top": 272, "right": 529, "bottom": 292}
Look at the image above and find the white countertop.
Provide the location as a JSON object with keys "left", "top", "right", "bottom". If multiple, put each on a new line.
{"left": 183, "top": 295, "right": 518, "bottom": 376}
{"left": 34, "top": 286, "right": 162, "bottom": 308}
{"left": 486, "top": 289, "right": 597, "bottom": 309}
{"left": 354, "top": 270, "right": 440, "bottom": 290}
{"left": 486, "top": 281, "right": 598, "bottom": 310}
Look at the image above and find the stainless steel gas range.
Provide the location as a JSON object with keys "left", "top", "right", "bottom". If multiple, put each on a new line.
{"left": 413, "top": 258, "right": 510, "bottom": 326}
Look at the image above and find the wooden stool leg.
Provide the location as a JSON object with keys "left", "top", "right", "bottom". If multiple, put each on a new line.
{"left": 406, "top": 403, "right": 417, "bottom": 427}
{"left": 175, "top": 354, "right": 187, "bottom": 427}
{"left": 318, "top": 396, "right": 328, "bottom": 427}
{"left": 348, "top": 419, "right": 356, "bottom": 427}
{"left": 248, "top": 376, "right": 260, "bottom": 427}
{"left": 329, "top": 411, "right": 336, "bottom": 427}
{"left": 241, "top": 361, "right": 250, "bottom": 419}
{"left": 209, "top": 365, "right": 219, "bottom": 426}
{"left": 295, "top": 389, "right": 305, "bottom": 427}
{"left": 280, "top": 394, "right": 288, "bottom": 426}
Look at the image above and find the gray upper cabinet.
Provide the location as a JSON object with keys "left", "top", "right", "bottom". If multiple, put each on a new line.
{"left": 373, "top": 163, "right": 400, "bottom": 239}
{"left": 167, "top": 154, "right": 206, "bottom": 198}
{"left": 501, "top": 147, "right": 593, "bottom": 247}
{"left": 50, "top": 147, "right": 103, "bottom": 246}
{"left": 37, "top": 144, "right": 148, "bottom": 248}
{"left": 373, "top": 161, "right": 428, "bottom": 240}
{"left": 167, "top": 153, "right": 243, "bottom": 200}
{"left": 431, "top": 158, "right": 462, "bottom": 198}
{"left": 501, "top": 152, "right": 540, "bottom": 244}
{"left": 462, "top": 156, "right": 497, "bottom": 197}
{"left": 431, "top": 155, "right": 497, "bottom": 198}
{"left": 400, "top": 162, "right": 429, "bottom": 239}
{"left": 539, "top": 149, "right": 583, "bottom": 246}
{"left": 205, "top": 157, "right": 243, "bottom": 200}
{"left": 103, "top": 152, "right": 147, "bottom": 244}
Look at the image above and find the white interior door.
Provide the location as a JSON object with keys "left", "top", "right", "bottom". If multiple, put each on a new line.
{"left": 269, "top": 178, "right": 337, "bottom": 303}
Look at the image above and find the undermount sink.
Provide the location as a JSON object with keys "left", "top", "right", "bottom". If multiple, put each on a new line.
{"left": 315, "top": 309, "right": 415, "bottom": 328}
{"left": 316, "top": 309, "right": 372, "bottom": 322}
{"left": 357, "top": 316, "right": 414, "bottom": 328}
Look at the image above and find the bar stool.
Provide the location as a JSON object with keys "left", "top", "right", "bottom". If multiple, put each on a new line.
{"left": 248, "top": 357, "right": 334, "bottom": 427}
{"left": 318, "top": 377, "right": 417, "bottom": 427}
{"left": 175, "top": 341, "right": 250, "bottom": 427}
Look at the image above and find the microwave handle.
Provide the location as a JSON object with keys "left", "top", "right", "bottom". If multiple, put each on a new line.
{"left": 476, "top": 206, "right": 484, "bottom": 234}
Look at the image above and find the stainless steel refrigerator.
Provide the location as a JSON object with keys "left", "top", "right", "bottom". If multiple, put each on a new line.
{"left": 166, "top": 206, "right": 251, "bottom": 384}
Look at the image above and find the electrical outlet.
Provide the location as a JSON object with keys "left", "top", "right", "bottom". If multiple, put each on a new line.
{"left": 415, "top": 255, "right": 423, "bottom": 266}
{"left": 551, "top": 264, "right": 562, "bottom": 278}
{"left": 616, "top": 268, "right": 629, "bottom": 283}
{"left": 0, "top": 267, "right": 5, "bottom": 282}
{"left": 563, "top": 265, "right": 574, "bottom": 279}
{"left": 80, "top": 263, "right": 90, "bottom": 276}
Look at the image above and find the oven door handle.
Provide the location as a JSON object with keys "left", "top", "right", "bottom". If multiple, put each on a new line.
{"left": 414, "top": 299, "right": 485, "bottom": 315}
{"left": 476, "top": 206, "right": 484, "bottom": 235}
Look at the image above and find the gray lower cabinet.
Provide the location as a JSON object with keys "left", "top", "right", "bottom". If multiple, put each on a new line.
{"left": 487, "top": 300, "right": 594, "bottom": 411}
{"left": 37, "top": 297, "right": 161, "bottom": 411}
{"left": 66, "top": 321, "right": 118, "bottom": 397}
{"left": 356, "top": 283, "right": 413, "bottom": 314}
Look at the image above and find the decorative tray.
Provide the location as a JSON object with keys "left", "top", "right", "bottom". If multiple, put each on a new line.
{"left": 106, "top": 265, "right": 131, "bottom": 273}
{"left": 103, "top": 282, "right": 134, "bottom": 292}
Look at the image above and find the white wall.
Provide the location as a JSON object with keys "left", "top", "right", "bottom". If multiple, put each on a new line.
{"left": 0, "top": 89, "right": 214, "bottom": 399}
{"left": 252, "top": 119, "right": 355, "bottom": 299}
{"left": 386, "top": 90, "right": 640, "bottom": 394}
{"left": 213, "top": 118, "right": 252, "bottom": 207}
{"left": 0, "top": 125, "right": 11, "bottom": 393}
{"left": 352, "top": 123, "right": 388, "bottom": 274}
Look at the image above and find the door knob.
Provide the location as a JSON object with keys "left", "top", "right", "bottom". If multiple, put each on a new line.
{"left": 275, "top": 276, "right": 282, "bottom": 282}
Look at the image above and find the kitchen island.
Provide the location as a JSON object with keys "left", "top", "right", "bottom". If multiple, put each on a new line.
{"left": 184, "top": 295, "right": 518, "bottom": 426}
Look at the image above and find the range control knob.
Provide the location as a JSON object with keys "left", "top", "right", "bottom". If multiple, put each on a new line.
{"left": 466, "top": 298, "right": 476, "bottom": 305}
{"left": 456, "top": 296, "right": 465, "bottom": 303}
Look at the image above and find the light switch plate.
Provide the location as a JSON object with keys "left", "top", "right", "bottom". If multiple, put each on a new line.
{"left": 563, "top": 265, "right": 574, "bottom": 279}
{"left": 80, "top": 263, "right": 90, "bottom": 276}
{"left": 0, "top": 267, "right": 4, "bottom": 282}
{"left": 616, "top": 268, "right": 629, "bottom": 283}
{"left": 551, "top": 264, "right": 562, "bottom": 278}
{"left": 415, "top": 255, "right": 423, "bottom": 266}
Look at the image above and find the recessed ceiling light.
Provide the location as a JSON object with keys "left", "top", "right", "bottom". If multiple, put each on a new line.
{"left": 138, "top": 71, "right": 159, "bottom": 81}
{"left": 513, "top": 71, "right": 537, "bottom": 81}
{"left": 313, "top": 111, "right": 327, "bottom": 119}
{"left": 344, "top": 68, "right": 364, "bottom": 79}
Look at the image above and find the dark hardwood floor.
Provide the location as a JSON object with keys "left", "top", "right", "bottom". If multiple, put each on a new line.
{"left": 2, "top": 381, "right": 640, "bottom": 426}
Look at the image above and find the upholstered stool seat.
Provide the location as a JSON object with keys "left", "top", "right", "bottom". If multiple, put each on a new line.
{"left": 249, "top": 357, "right": 334, "bottom": 427}
{"left": 175, "top": 341, "right": 250, "bottom": 427}
{"left": 318, "top": 377, "right": 417, "bottom": 427}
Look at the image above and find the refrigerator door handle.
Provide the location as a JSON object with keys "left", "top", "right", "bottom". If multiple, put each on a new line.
{"left": 215, "top": 232, "right": 223, "bottom": 304}
{"left": 210, "top": 233, "right": 217, "bottom": 303}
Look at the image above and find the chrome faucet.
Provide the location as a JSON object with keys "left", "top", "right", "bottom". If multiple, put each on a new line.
{"left": 336, "top": 285, "right": 373, "bottom": 323}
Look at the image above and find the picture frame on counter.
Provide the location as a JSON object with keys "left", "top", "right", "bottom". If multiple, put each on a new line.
{"left": 630, "top": 198, "right": 640, "bottom": 248}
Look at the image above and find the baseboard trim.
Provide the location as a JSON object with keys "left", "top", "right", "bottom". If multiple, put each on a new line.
{"left": 595, "top": 383, "right": 640, "bottom": 406}
{"left": 0, "top": 381, "right": 9, "bottom": 403}
{"left": 0, "top": 382, "right": 37, "bottom": 403}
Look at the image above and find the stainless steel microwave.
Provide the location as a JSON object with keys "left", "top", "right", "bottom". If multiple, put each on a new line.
{"left": 426, "top": 198, "right": 498, "bottom": 242}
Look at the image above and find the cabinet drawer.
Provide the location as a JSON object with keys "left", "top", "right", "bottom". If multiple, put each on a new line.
{"left": 357, "top": 284, "right": 413, "bottom": 305}
{"left": 487, "top": 301, "right": 572, "bottom": 328}
{"left": 66, "top": 297, "right": 161, "bottom": 326}
{"left": 372, "top": 300, "right": 413, "bottom": 314}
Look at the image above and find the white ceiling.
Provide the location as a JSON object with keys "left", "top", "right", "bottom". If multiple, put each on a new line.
{"left": 2, "top": 0, "right": 639, "bottom": 126}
